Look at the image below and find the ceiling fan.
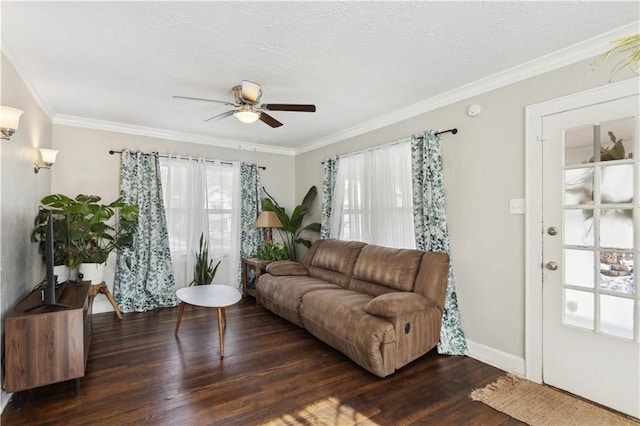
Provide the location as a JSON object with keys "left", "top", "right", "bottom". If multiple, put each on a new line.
{"left": 173, "top": 80, "right": 316, "bottom": 128}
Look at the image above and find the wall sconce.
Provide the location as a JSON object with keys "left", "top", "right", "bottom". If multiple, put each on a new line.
{"left": 34, "top": 148, "right": 59, "bottom": 173}
{"left": 254, "top": 211, "right": 283, "bottom": 244}
{"left": 0, "top": 106, "right": 24, "bottom": 140}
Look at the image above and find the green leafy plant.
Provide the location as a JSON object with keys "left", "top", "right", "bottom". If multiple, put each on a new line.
{"left": 190, "top": 233, "right": 222, "bottom": 286}
{"left": 600, "top": 131, "right": 629, "bottom": 161}
{"left": 257, "top": 241, "right": 288, "bottom": 261}
{"left": 261, "top": 186, "right": 321, "bottom": 261}
{"left": 32, "top": 194, "right": 139, "bottom": 267}
{"left": 595, "top": 33, "right": 640, "bottom": 79}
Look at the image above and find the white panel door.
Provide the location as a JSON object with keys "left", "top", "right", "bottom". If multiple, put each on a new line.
{"left": 542, "top": 93, "right": 639, "bottom": 418}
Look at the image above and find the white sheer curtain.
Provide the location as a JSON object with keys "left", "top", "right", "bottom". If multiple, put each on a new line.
{"left": 330, "top": 140, "right": 415, "bottom": 249}
{"left": 160, "top": 155, "right": 240, "bottom": 288}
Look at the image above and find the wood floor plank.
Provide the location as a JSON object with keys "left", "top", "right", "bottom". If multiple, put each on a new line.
{"left": 2, "top": 299, "right": 521, "bottom": 425}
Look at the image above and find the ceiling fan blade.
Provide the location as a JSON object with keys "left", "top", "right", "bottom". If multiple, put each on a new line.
{"left": 262, "top": 104, "right": 316, "bottom": 112}
{"left": 205, "top": 110, "right": 235, "bottom": 122}
{"left": 173, "top": 95, "right": 236, "bottom": 107}
{"left": 259, "top": 112, "right": 283, "bottom": 128}
{"left": 241, "top": 80, "right": 262, "bottom": 103}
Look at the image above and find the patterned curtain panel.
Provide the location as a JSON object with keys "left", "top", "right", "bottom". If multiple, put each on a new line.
{"left": 114, "top": 151, "right": 177, "bottom": 312}
{"left": 320, "top": 156, "right": 339, "bottom": 239}
{"left": 238, "top": 163, "right": 263, "bottom": 290}
{"left": 411, "top": 131, "right": 468, "bottom": 355}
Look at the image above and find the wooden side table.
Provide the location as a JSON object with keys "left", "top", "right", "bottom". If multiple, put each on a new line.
{"left": 89, "top": 282, "right": 123, "bottom": 320}
{"left": 242, "top": 258, "right": 272, "bottom": 300}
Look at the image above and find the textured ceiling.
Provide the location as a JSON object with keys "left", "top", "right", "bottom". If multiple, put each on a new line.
{"left": 1, "top": 1, "right": 638, "bottom": 151}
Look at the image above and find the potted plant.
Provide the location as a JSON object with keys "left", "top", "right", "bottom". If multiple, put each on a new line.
{"left": 256, "top": 241, "right": 288, "bottom": 261}
{"left": 35, "top": 194, "right": 139, "bottom": 283}
{"left": 190, "top": 233, "right": 221, "bottom": 286}
{"left": 261, "top": 186, "right": 321, "bottom": 261}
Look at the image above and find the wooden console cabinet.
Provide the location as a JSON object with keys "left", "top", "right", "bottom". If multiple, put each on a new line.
{"left": 4, "top": 282, "right": 92, "bottom": 393}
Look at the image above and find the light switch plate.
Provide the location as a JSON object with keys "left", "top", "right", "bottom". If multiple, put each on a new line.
{"left": 509, "top": 198, "right": 525, "bottom": 214}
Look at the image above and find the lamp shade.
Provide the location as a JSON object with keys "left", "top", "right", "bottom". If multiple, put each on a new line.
{"left": 0, "top": 106, "right": 24, "bottom": 129}
{"left": 254, "top": 211, "right": 283, "bottom": 228}
{"left": 39, "top": 148, "right": 59, "bottom": 166}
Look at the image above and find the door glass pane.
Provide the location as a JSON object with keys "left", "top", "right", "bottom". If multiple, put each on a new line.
{"left": 599, "top": 209, "right": 633, "bottom": 249}
{"left": 598, "top": 117, "right": 634, "bottom": 162}
{"left": 565, "top": 168, "right": 593, "bottom": 205}
{"left": 565, "top": 125, "right": 594, "bottom": 166}
{"left": 564, "top": 249, "right": 594, "bottom": 288}
{"left": 564, "top": 209, "right": 594, "bottom": 246}
{"left": 564, "top": 289, "right": 594, "bottom": 330}
{"left": 600, "top": 251, "right": 634, "bottom": 295}
{"left": 600, "top": 164, "right": 633, "bottom": 204}
{"left": 600, "top": 294, "right": 634, "bottom": 339}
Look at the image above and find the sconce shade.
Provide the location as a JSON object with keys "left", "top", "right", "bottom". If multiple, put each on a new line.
{"left": 254, "top": 211, "right": 283, "bottom": 228}
{"left": 0, "top": 106, "right": 24, "bottom": 140}
{"left": 34, "top": 148, "right": 59, "bottom": 173}
{"left": 39, "top": 148, "right": 59, "bottom": 166}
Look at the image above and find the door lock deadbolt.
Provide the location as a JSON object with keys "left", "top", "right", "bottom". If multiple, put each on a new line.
{"left": 547, "top": 226, "right": 558, "bottom": 236}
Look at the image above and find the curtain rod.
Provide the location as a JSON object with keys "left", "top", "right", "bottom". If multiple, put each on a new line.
{"left": 320, "top": 128, "right": 458, "bottom": 164}
{"left": 435, "top": 128, "right": 458, "bottom": 136}
{"left": 108, "top": 150, "right": 266, "bottom": 170}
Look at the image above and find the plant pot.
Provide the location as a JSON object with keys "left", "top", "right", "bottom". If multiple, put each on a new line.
{"left": 78, "top": 263, "right": 106, "bottom": 284}
{"left": 53, "top": 265, "right": 69, "bottom": 284}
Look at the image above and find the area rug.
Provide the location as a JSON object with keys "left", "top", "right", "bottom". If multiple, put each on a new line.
{"left": 470, "top": 374, "right": 638, "bottom": 426}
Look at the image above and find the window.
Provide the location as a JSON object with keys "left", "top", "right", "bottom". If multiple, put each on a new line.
{"left": 160, "top": 156, "right": 240, "bottom": 287}
{"left": 330, "top": 141, "right": 415, "bottom": 249}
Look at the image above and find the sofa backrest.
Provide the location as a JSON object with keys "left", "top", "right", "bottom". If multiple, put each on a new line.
{"left": 413, "top": 252, "right": 450, "bottom": 311}
{"left": 304, "top": 239, "right": 366, "bottom": 288}
{"left": 350, "top": 244, "right": 424, "bottom": 296}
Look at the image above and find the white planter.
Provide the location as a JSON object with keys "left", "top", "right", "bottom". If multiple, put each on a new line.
{"left": 78, "top": 263, "right": 106, "bottom": 284}
{"left": 53, "top": 265, "right": 70, "bottom": 284}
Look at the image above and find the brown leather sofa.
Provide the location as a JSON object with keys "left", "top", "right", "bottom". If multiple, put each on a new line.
{"left": 257, "top": 239, "right": 450, "bottom": 378}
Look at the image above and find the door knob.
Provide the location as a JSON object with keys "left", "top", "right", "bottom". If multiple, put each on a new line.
{"left": 545, "top": 261, "right": 558, "bottom": 271}
{"left": 547, "top": 226, "right": 558, "bottom": 236}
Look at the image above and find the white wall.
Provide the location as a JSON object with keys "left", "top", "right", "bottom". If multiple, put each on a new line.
{"left": 0, "top": 52, "right": 53, "bottom": 410}
{"left": 51, "top": 124, "right": 294, "bottom": 312}
{"left": 294, "top": 57, "right": 635, "bottom": 366}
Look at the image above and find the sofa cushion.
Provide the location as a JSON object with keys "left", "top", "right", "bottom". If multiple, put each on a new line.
{"left": 364, "top": 292, "right": 429, "bottom": 318}
{"left": 300, "top": 289, "right": 396, "bottom": 377}
{"left": 413, "top": 252, "right": 450, "bottom": 311}
{"left": 265, "top": 261, "right": 308, "bottom": 276}
{"left": 306, "top": 239, "right": 366, "bottom": 287}
{"left": 257, "top": 274, "right": 341, "bottom": 327}
{"left": 351, "top": 245, "right": 424, "bottom": 293}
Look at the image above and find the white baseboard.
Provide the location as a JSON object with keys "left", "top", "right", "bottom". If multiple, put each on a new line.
{"left": 466, "top": 339, "right": 525, "bottom": 377}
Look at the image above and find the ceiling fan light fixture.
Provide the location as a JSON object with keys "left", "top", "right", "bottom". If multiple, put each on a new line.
{"left": 234, "top": 107, "right": 260, "bottom": 124}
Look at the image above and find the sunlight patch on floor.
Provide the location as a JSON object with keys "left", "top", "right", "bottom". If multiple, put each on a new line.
{"left": 265, "top": 396, "right": 380, "bottom": 426}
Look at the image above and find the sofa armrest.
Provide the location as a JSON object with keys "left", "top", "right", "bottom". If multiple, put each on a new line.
{"left": 265, "top": 261, "right": 309, "bottom": 276}
{"left": 364, "top": 292, "right": 430, "bottom": 318}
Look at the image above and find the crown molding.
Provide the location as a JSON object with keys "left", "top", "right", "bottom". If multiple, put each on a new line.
{"left": 53, "top": 115, "right": 297, "bottom": 156}
{"left": 294, "top": 21, "right": 640, "bottom": 155}
{"left": 1, "top": 37, "right": 55, "bottom": 121}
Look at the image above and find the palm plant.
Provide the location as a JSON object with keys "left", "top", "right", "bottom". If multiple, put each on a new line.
{"left": 595, "top": 33, "right": 640, "bottom": 78}
{"left": 190, "top": 233, "right": 222, "bottom": 286}
{"left": 261, "top": 186, "right": 321, "bottom": 261}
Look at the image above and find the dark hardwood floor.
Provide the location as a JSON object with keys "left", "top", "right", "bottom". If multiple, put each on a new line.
{"left": 2, "top": 298, "right": 522, "bottom": 425}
